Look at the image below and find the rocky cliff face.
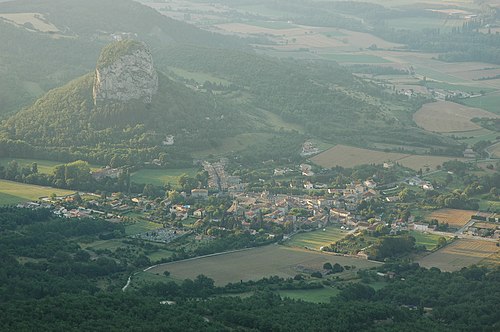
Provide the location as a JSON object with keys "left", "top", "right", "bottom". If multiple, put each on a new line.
{"left": 92, "top": 41, "right": 158, "bottom": 105}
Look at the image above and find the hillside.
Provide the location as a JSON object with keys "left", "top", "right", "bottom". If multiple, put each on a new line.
{"left": 1, "top": 41, "right": 248, "bottom": 165}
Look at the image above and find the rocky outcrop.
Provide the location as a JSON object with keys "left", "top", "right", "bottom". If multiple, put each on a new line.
{"left": 92, "top": 41, "right": 158, "bottom": 105}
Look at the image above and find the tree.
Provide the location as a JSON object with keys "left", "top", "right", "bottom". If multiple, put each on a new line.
{"left": 323, "top": 262, "right": 333, "bottom": 270}
{"left": 438, "top": 237, "right": 447, "bottom": 248}
{"left": 332, "top": 263, "right": 344, "bottom": 273}
{"left": 31, "top": 162, "right": 38, "bottom": 174}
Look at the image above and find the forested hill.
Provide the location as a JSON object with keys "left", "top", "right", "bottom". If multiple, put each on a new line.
{"left": 0, "top": 0, "right": 244, "bottom": 115}
{"left": 1, "top": 66, "right": 247, "bottom": 153}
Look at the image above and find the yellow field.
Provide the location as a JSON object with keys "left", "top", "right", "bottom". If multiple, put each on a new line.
{"left": 418, "top": 239, "right": 499, "bottom": 271}
{"left": 0, "top": 179, "right": 75, "bottom": 205}
{"left": 427, "top": 208, "right": 475, "bottom": 228}
{"left": 214, "top": 23, "right": 401, "bottom": 51}
{"left": 0, "top": 13, "right": 59, "bottom": 32}
{"left": 413, "top": 101, "right": 499, "bottom": 133}
{"left": 146, "top": 245, "right": 380, "bottom": 286}
{"left": 487, "top": 142, "right": 500, "bottom": 158}
{"left": 310, "top": 144, "right": 463, "bottom": 171}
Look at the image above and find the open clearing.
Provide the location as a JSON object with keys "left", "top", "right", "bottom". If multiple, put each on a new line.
{"left": 413, "top": 101, "right": 499, "bottom": 133}
{"left": 192, "top": 132, "right": 274, "bottom": 158}
{"left": 320, "top": 53, "right": 390, "bottom": 64}
{"left": 426, "top": 208, "right": 475, "bottom": 228}
{"left": 214, "top": 23, "right": 401, "bottom": 50}
{"left": 464, "top": 93, "right": 500, "bottom": 115}
{"left": 278, "top": 288, "right": 340, "bottom": 303}
{"left": 417, "top": 239, "right": 500, "bottom": 271}
{"left": 408, "top": 230, "right": 449, "bottom": 251}
{"left": 0, "top": 179, "right": 74, "bottom": 205}
{"left": 0, "top": 12, "right": 59, "bottom": 32}
{"left": 130, "top": 168, "right": 197, "bottom": 186}
{"left": 146, "top": 245, "right": 381, "bottom": 286}
{"left": 0, "top": 158, "right": 101, "bottom": 174}
{"left": 285, "top": 227, "right": 349, "bottom": 250}
{"left": 311, "top": 144, "right": 463, "bottom": 171}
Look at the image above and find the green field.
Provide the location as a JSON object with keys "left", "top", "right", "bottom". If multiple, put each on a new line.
{"left": 0, "top": 158, "right": 101, "bottom": 174}
{"left": 386, "top": 17, "right": 463, "bottom": 33}
{"left": 463, "top": 94, "right": 500, "bottom": 114}
{"left": 168, "top": 66, "right": 230, "bottom": 86}
{"left": 130, "top": 168, "right": 198, "bottom": 186}
{"left": 124, "top": 220, "right": 162, "bottom": 236}
{"left": 145, "top": 245, "right": 381, "bottom": 286}
{"left": 409, "top": 230, "right": 448, "bottom": 251}
{"left": 415, "top": 66, "right": 467, "bottom": 84}
{"left": 444, "top": 128, "right": 499, "bottom": 145}
{"left": 278, "top": 287, "right": 340, "bottom": 303}
{"left": 147, "top": 249, "right": 175, "bottom": 262}
{"left": 423, "top": 81, "right": 495, "bottom": 95}
{"left": 285, "top": 227, "right": 349, "bottom": 250}
{"left": 0, "top": 179, "right": 75, "bottom": 205}
{"left": 192, "top": 133, "right": 274, "bottom": 158}
{"left": 82, "top": 239, "right": 127, "bottom": 252}
{"left": 320, "top": 53, "right": 390, "bottom": 64}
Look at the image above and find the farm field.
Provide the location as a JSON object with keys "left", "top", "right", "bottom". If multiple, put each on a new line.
{"left": 417, "top": 239, "right": 500, "bottom": 271}
{"left": 444, "top": 128, "right": 499, "bottom": 145}
{"left": 464, "top": 93, "right": 500, "bottom": 114}
{"left": 423, "top": 81, "right": 495, "bottom": 94}
{"left": 213, "top": 23, "right": 401, "bottom": 50}
{"left": 167, "top": 66, "right": 230, "bottom": 86}
{"left": 385, "top": 17, "right": 464, "bottom": 32}
{"left": 0, "top": 12, "right": 59, "bottom": 32}
{"left": 285, "top": 227, "right": 350, "bottom": 250}
{"left": 413, "top": 101, "right": 499, "bottom": 133}
{"left": 192, "top": 132, "right": 274, "bottom": 158}
{"left": 145, "top": 245, "right": 381, "bottom": 286}
{"left": 0, "top": 179, "right": 74, "bottom": 205}
{"left": 487, "top": 142, "right": 500, "bottom": 159}
{"left": 320, "top": 53, "right": 390, "bottom": 64}
{"left": 130, "top": 168, "right": 197, "bottom": 186}
{"left": 0, "top": 158, "right": 101, "bottom": 174}
{"left": 124, "top": 220, "right": 162, "bottom": 236}
{"left": 310, "top": 144, "right": 463, "bottom": 171}
{"left": 408, "top": 230, "right": 449, "bottom": 251}
{"left": 278, "top": 287, "right": 340, "bottom": 303}
{"left": 426, "top": 208, "right": 475, "bottom": 228}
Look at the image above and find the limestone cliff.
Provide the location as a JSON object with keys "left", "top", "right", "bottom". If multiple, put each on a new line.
{"left": 92, "top": 40, "right": 158, "bottom": 105}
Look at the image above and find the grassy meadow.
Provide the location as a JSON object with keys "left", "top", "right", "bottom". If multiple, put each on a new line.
{"left": 320, "top": 53, "right": 390, "bottom": 64}
{"left": 285, "top": 227, "right": 349, "bottom": 250}
{"left": 408, "top": 230, "right": 449, "bottom": 251}
{"left": 0, "top": 179, "right": 75, "bottom": 205}
{"left": 0, "top": 158, "right": 101, "bottom": 174}
{"left": 130, "top": 168, "right": 197, "bottom": 186}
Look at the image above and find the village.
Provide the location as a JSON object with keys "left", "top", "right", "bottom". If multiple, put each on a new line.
{"left": 16, "top": 157, "right": 500, "bottom": 252}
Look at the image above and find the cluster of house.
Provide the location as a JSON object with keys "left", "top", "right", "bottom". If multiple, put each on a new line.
{"left": 91, "top": 166, "right": 122, "bottom": 181}
{"left": 429, "top": 88, "right": 474, "bottom": 101}
{"left": 408, "top": 177, "right": 434, "bottom": 190}
{"left": 300, "top": 141, "right": 320, "bottom": 157}
{"left": 132, "top": 227, "right": 188, "bottom": 244}
{"left": 204, "top": 159, "right": 244, "bottom": 193}
{"left": 223, "top": 180, "right": 383, "bottom": 231}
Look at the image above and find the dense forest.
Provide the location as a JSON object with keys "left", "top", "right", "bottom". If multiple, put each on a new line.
{"left": 1, "top": 208, "right": 499, "bottom": 331}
